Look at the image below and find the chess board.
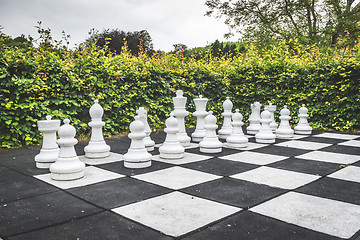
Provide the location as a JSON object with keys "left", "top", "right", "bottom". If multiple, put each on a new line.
{"left": 1, "top": 130, "right": 360, "bottom": 240}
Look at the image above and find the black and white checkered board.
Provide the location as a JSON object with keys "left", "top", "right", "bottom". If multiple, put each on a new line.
{"left": 1, "top": 131, "right": 360, "bottom": 240}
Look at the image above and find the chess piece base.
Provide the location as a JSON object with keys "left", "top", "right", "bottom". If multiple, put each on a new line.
{"left": 200, "top": 147, "right": 222, "bottom": 153}
{"left": 255, "top": 138, "right": 276, "bottom": 144}
{"left": 226, "top": 143, "right": 247, "bottom": 148}
{"left": 84, "top": 141, "right": 110, "bottom": 159}
{"left": 276, "top": 133, "right": 294, "bottom": 139}
{"left": 160, "top": 152, "right": 184, "bottom": 159}
{"left": 51, "top": 170, "right": 85, "bottom": 181}
{"left": 35, "top": 148, "right": 59, "bottom": 169}
{"left": 295, "top": 130, "right": 312, "bottom": 135}
{"left": 123, "top": 149, "right": 152, "bottom": 169}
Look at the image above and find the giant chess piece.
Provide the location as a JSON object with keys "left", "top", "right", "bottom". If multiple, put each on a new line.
{"left": 84, "top": 100, "right": 111, "bottom": 158}
{"left": 226, "top": 109, "right": 248, "bottom": 148}
{"left": 123, "top": 116, "right": 152, "bottom": 168}
{"left": 137, "top": 107, "right": 155, "bottom": 151}
{"left": 50, "top": 119, "right": 85, "bottom": 181}
{"left": 35, "top": 115, "right": 60, "bottom": 169}
{"left": 246, "top": 102, "right": 261, "bottom": 135}
{"left": 294, "top": 104, "right": 312, "bottom": 135}
{"left": 218, "top": 97, "right": 233, "bottom": 140}
{"left": 159, "top": 112, "right": 185, "bottom": 159}
{"left": 255, "top": 110, "right": 276, "bottom": 143}
{"left": 276, "top": 105, "right": 294, "bottom": 139}
{"left": 191, "top": 95, "right": 208, "bottom": 142}
{"left": 265, "top": 103, "right": 278, "bottom": 132}
{"left": 173, "top": 90, "right": 191, "bottom": 147}
{"left": 199, "top": 111, "right": 223, "bottom": 153}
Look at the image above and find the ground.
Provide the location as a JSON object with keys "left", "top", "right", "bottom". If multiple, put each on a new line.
{"left": 0, "top": 129, "right": 360, "bottom": 240}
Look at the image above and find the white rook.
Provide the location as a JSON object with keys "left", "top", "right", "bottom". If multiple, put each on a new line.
{"left": 35, "top": 115, "right": 60, "bottom": 169}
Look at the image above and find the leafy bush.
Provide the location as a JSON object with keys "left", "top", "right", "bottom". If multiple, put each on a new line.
{"left": 1, "top": 37, "right": 359, "bottom": 148}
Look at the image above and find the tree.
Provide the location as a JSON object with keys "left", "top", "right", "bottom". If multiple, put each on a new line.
{"left": 87, "top": 28, "right": 154, "bottom": 55}
{"left": 205, "top": 0, "right": 360, "bottom": 46}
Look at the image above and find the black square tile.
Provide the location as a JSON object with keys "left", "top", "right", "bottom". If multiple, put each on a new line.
{"left": 320, "top": 144, "right": 360, "bottom": 155}
{"left": 186, "top": 146, "right": 242, "bottom": 158}
{"left": 181, "top": 177, "right": 286, "bottom": 208}
{"left": 300, "top": 136, "right": 344, "bottom": 144}
{"left": 296, "top": 177, "right": 360, "bottom": 205}
{"left": 252, "top": 145, "right": 311, "bottom": 157}
{"left": 0, "top": 191, "right": 101, "bottom": 237}
{"left": 182, "top": 157, "right": 259, "bottom": 176}
{"left": 182, "top": 211, "right": 341, "bottom": 240}
{"left": 0, "top": 175, "right": 58, "bottom": 203}
{"left": 354, "top": 161, "right": 360, "bottom": 167}
{"left": 67, "top": 177, "right": 172, "bottom": 209}
{"left": 8, "top": 211, "right": 173, "bottom": 240}
{"left": 267, "top": 157, "right": 341, "bottom": 176}
{"left": 0, "top": 166, "right": 24, "bottom": 182}
{"left": 97, "top": 160, "right": 173, "bottom": 176}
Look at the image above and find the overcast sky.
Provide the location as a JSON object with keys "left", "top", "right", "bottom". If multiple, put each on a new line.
{"left": 0, "top": 0, "right": 238, "bottom": 51}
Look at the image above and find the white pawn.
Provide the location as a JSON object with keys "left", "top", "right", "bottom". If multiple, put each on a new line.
{"left": 246, "top": 102, "right": 261, "bottom": 135}
{"left": 159, "top": 113, "right": 185, "bottom": 159}
{"left": 35, "top": 115, "right": 60, "bottom": 169}
{"left": 255, "top": 110, "right": 276, "bottom": 143}
{"left": 199, "top": 111, "right": 223, "bottom": 153}
{"left": 173, "top": 90, "right": 191, "bottom": 147}
{"left": 50, "top": 119, "right": 85, "bottom": 181}
{"left": 226, "top": 109, "right": 248, "bottom": 148}
{"left": 137, "top": 107, "right": 155, "bottom": 151}
{"left": 265, "top": 103, "right": 278, "bottom": 132}
{"left": 84, "top": 100, "right": 111, "bottom": 158}
{"left": 276, "top": 105, "right": 294, "bottom": 139}
{"left": 123, "top": 116, "right": 152, "bottom": 168}
{"left": 294, "top": 104, "right": 312, "bottom": 135}
{"left": 218, "top": 97, "right": 233, "bottom": 140}
{"left": 191, "top": 95, "right": 208, "bottom": 142}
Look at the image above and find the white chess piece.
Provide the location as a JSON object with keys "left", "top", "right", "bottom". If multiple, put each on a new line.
{"left": 226, "top": 109, "right": 248, "bottom": 148}
{"left": 123, "top": 116, "right": 152, "bottom": 168}
{"left": 50, "top": 119, "right": 85, "bottom": 181}
{"left": 246, "top": 102, "right": 261, "bottom": 135}
{"left": 136, "top": 107, "right": 155, "bottom": 151}
{"left": 84, "top": 100, "right": 111, "bottom": 158}
{"left": 276, "top": 105, "right": 294, "bottom": 139}
{"left": 218, "top": 97, "right": 233, "bottom": 140}
{"left": 191, "top": 95, "right": 208, "bottom": 142}
{"left": 294, "top": 104, "right": 312, "bottom": 135}
{"left": 35, "top": 115, "right": 60, "bottom": 169}
{"left": 159, "top": 112, "right": 185, "bottom": 159}
{"left": 172, "top": 90, "right": 191, "bottom": 147}
{"left": 265, "top": 103, "right": 278, "bottom": 132}
{"left": 199, "top": 111, "right": 223, "bottom": 153}
{"left": 255, "top": 110, "right": 276, "bottom": 143}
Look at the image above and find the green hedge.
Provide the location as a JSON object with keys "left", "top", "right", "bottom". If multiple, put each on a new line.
{"left": 1, "top": 41, "right": 359, "bottom": 148}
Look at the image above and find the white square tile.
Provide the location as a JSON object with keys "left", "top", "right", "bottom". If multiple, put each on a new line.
{"left": 251, "top": 192, "right": 360, "bottom": 238}
{"left": 79, "top": 152, "right": 123, "bottom": 165}
{"left": 275, "top": 140, "right": 331, "bottom": 150}
{"left": 224, "top": 142, "right": 268, "bottom": 151}
{"left": 338, "top": 140, "right": 360, "bottom": 148}
{"left": 231, "top": 166, "right": 320, "bottom": 189}
{"left": 112, "top": 191, "right": 240, "bottom": 237}
{"left": 152, "top": 152, "right": 211, "bottom": 165}
{"left": 132, "top": 166, "right": 221, "bottom": 190}
{"left": 313, "top": 132, "right": 359, "bottom": 140}
{"left": 35, "top": 166, "right": 125, "bottom": 189}
{"left": 296, "top": 151, "right": 360, "bottom": 164}
{"left": 220, "top": 151, "right": 288, "bottom": 165}
{"left": 328, "top": 166, "right": 360, "bottom": 183}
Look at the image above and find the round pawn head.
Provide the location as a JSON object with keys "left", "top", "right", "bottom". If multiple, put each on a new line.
{"left": 299, "top": 104, "right": 308, "bottom": 114}
{"left": 165, "top": 112, "right": 178, "bottom": 129}
{"left": 261, "top": 110, "right": 272, "bottom": 120}
{"left": 129, "top": 116, "right": 145, "bottom": 133}
{"left": 89, "top": 100, "right": 104, "bottom": 120}
{"left": 205, "top": 111, "right": 217, "bottom": 124}
{"left": 176, "top": 90, "right": 183, "bottom": 97}
{"left": 223, "top": 97, "right": 233, "bottom": 111}
{"left": 232, "top": 109, "right": 243, "bottom": 122}
{"left": 280, "top": 105, "right": 291, "bottom": 116}
{"left": 58, "top": 119, "right": 76, "bottom": 139}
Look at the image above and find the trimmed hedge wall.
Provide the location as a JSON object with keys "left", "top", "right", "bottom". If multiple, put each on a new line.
{"left": 1, "top": 41, "right": 359, "bottom": 148}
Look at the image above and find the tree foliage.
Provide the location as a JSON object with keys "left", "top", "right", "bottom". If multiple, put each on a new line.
{"left": 205, "top": 0, "right": 360, "bottom": 47}
{"left": 86, "top": 28, "right": 154, "bottom": 55}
